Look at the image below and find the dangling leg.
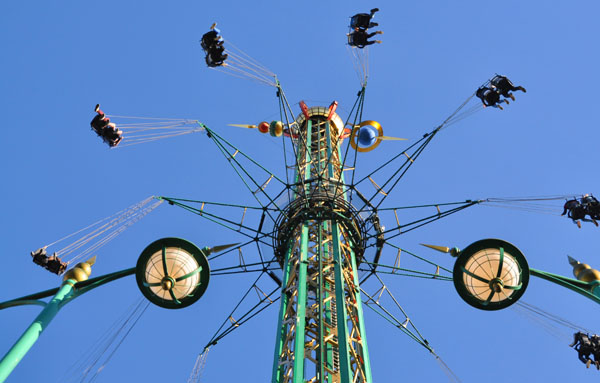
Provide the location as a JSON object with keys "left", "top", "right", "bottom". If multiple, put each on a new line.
{"left": 579, "top": 350, "right": 593, "bottom": 366}
{"left": 570, "top": 334, "right": 579, "bottom": 347}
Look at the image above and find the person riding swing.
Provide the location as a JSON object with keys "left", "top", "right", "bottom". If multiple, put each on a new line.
{"left": 30, "top": 247, "right": 68, "bottom": 275}
{"left": 490, "top": 75, "right": 526, "bottom": 101}
{"left": 348, "top": 29, "right": 383, "bottom": 48}
{"left": 350, "top": 8, "right": 380, "bottom": 30}
{"left": 476, "top": 86, "right": 508, "bottom": 110}
{"left": 570, "top": 331, "right": 595, "bottom": 368}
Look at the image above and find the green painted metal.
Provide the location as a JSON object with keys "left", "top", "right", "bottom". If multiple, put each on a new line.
{"left": 292, "top": 224, "right": 309, "bottom": 383}
{"left": 530, "top": 268, "right": 600, "bottom": 304}
{"left": 0, "top": 280, "right": 74, "bottom": 383}
{"left": 349, "top": 248, "right": 373, "bottom": 382}
{"left": 271, "top": 114, "right": 307, "bottom": 382}
{"left": 321, "top": 220, "right": 335, "bottom": 375}
{"left": 0, "top": 288, "right": 60, "bottom": 309}
{"left": 290, "top": 118, "right": 312, "bottom": 382}
{"left": 0, "top": 300, "right": 47, "bottom": 310}
{"left": 176, "top": 265, "right": 203, "bottom": 282}
{"left": 271, "top": 244, "right": 295, "bottom": 383}
{"left": 329, "top": 118, "right": 372, "bottom": 380}
{"left": 272, "top": 107, "right": 372, "bottom": 382}
{"left": 317, "top": 226, "right": 325, "bottom": 382}
{"left": 0, "top": 266, "right": 137, "bottom": 381}
{"left": 331, "top": 222, "right": 352, "bottom": 382}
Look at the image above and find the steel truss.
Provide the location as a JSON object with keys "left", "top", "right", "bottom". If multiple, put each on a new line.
{"left": 272, "top": 110, "right": 372, "bottom": 383}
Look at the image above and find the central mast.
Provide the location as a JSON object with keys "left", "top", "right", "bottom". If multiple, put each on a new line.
{"left": 272, "top": 105, "right": 372, "bottom": 383}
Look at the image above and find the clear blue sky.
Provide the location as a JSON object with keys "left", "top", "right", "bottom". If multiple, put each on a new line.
{"left": 1, "top": 1, "right": 600, "bottom": 382}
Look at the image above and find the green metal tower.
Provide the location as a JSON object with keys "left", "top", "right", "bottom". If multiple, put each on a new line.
{"left": 271, "top": 106, "right": 372, "bottom": 383}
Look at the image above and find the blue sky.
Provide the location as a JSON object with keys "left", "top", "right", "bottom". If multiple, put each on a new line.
{"left": 2, "top": 1, "right": 600, "bottom": 382}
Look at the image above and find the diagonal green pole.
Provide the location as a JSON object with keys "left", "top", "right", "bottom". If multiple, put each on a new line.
{"left": 0, "top": 259, "right": 135, "bottom": 383}
{"left": 0, "top": 280, "right": 75, "bottom": 383}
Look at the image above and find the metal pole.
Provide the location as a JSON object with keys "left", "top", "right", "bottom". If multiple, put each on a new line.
{"left": 0, "top": 280, "right": 75, "bottom": 382}
{"left": 0, "top": 259, "right": 134, "bottom": 382}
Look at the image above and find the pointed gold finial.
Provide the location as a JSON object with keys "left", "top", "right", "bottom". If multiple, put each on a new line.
{"left": 568, "top": 255, "right": 600, "bottom": 282}
{"left": 420, "top": 243, "right": 461, "bottom": 257}
{"left": 568, "top": 255, "right": 578, "bottom": 267}
{"left": 228, "top": 124, "right": 257, "bottom": 129}
{"left": 421, "top": 244, "right": 450, "bottom": 253}
{"left": 205, "top": 243, "right": 239, "bottom": 255}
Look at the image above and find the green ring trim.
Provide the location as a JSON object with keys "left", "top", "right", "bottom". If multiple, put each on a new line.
{"left": 135, "top": 237, "right": 210, "bottom": 310}
{"left": 453, "top": 238, "right": 529, "bottom": 311}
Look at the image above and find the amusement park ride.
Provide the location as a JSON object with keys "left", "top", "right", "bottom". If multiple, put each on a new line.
{"left": 2, "top": 8, "right": 600, "bottom": 383}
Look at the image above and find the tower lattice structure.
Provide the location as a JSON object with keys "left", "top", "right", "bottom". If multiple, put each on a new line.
{"left": 272, "top": 106, "right": 372, "bottom": 383}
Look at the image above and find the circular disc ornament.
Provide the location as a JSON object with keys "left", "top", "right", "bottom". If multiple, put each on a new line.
{"left": 349, "top": 120, "right": 383, "bottom": 152}
{"left": 358, "top": 127, "right": 377, "bottom": 146}
{"left": 269, "top": 120, "right": 283, "bottom": 137}
{"left": 136, "top": 237, "right": 210, "bottom": 309}
{"left": 453, "top": 238, "right": 529, "bottom": 311}
{"left": 258, "top": 121, "right": 269, "bottom": 134}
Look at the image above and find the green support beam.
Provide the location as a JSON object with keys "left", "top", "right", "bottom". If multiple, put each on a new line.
{"left": 0, "top": 265, "right": 135, "bottom": 382}
{"left": 0, "top": 280, "right": 75, "bottom": 382}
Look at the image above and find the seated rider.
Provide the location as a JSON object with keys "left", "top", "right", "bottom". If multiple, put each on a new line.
{"left": 46, "top": 254, "right": 67, "bottom": 275}
{"left": 581, "top": 194, "right": 599, "bottom": 210}
{"left": 90, "top": 104, "right": 123, "bottom": 147}
{"left": 581, "top": 194, "right": 600, "bottom": 224}
{"left": 210, "top": 45, "right": 227, "bottom": 60}
{"left": 30, "top": 247, "right": 67, "bottom": 274}
{"left": 202, "top": 23, "right": 228, "bottom": 67}
{"left": 570, "top": 331, "right": 595, "bottom": 368}
{"left": 104, "top": 122, "right": 123, "bottom": 147}
{"left": 31, "top": 247, "right": 49, "bottom": 266}
{"left": 476, "top": 86, "right": 507, "bottom": 110}
{"left": 348, "top": 28, "right": 383, "bottom": 48}
{"left": 350, "top": 8, "right": 380, "bottom": 30}
{"left": 206, "top": 46, "right": 228, "bottom": 67}
{"left": 562, "top": 199, "right": 588, "bottom": 228}
{"left": 90, "top": 104, "right": 110, "bottom": 135}
{"left": 592, "top": 335, "right": 600, "bottom": 370}
{"left": 201, "top": 30, "right": 223, "bottom": 52}
{"left": 490, "top": 75, "right": 526, "bottom": 101}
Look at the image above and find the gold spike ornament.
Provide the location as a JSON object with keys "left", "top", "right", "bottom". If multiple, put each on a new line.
{"left": 568, "top": 256, "right": 600, "bottom": 282}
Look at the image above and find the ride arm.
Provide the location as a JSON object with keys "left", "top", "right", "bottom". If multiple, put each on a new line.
{"left": 530, "top": 268, "right": 600, "bottom": 304}
{"left": 0, "top": 267, "right": 136, "bottom": 311}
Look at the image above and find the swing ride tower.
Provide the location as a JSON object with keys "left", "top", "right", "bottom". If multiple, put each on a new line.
{"left": 271, "top": 106, "right": 372, "bottom": 383}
